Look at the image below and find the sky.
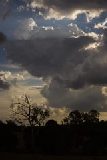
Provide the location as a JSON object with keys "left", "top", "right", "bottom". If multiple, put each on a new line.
{"left": 1, "top": 0, "right": 107, "bottom": 121}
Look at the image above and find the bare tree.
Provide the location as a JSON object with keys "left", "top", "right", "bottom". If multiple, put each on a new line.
{"left": 10, "top": 95, "right": 50, "bottom": 126}
{"left": 10, "top": 95, "right": 50, "bottom": 150}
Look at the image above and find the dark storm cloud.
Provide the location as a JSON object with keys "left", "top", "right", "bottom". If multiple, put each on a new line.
{"left": 42, "top": 0, "right": 107, "bottom": 11}
{"left": 65, "top": 30, "right": 107, "bottom": 89}
{"left": 41, "top": 30, "right": 107, "bottom": 110}
{"left": 2, "top": 0, "right": 107, "bottom": 19}
{"left": 42, "top": 80, "right": 105, "bottom": 111}
{"left": 5, "top": 29, "right": 107, "bottom": 110}
{"left": 19, "top": 0, "right": 107, "bottom": 11}
{"left": 66, "top": 54, "right": 107, "bottom": 89}
{"left": 4, "top": 0, "right": 107, "bottom": 10}
{"left": 5, "top": 36, "right": 94, "bottom": 77}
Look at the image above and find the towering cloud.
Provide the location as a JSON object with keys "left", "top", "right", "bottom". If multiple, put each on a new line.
{"left": 1, "top": 0, "right": 107, "bottom": 111}
{"left": 4, "top": 28, "right": 107, "bottom": 110}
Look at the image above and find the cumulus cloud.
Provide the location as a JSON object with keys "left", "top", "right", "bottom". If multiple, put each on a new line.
{"left": 42, "top": 81, "right": 106, "bottom": 111}
{"left": 5, "top": 0, "right": 107, "bottom": 11}
{"left": 14, "top": 18, "right": 37, "bottom": 40}
{"left": 94, "top": 19, "right": 107, "bottom": 29}
{"left": 1, "top": 0, "right": 105, "bottom": 20}
{"left": 5, "top": 36, "right": 94, "bottom": 77}
{"left": 64, "top": 53, "right": 107, "bottom": 89}
{"left": 3, "top": 35, "right": 99, "bottom": 109}
{"left": 4, "top": 29, "right": 107, "bottom": 110}
{"left": 29, "top": 0, "right": 105, "bottom": 20}
{"left": 41, "top": 0, "right": 107, "bottom": 11}
{"left": 29, "top": 0, "right": 107, "bottom": 12}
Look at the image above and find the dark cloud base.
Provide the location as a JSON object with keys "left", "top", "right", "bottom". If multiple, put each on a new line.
{"left": 43, "top": 0, "right": 107, "bottom": 11}
{"left": 4, "top": 32, "right": 107, "bottom": 110}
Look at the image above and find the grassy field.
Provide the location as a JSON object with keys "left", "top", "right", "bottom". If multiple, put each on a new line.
{"left": 1, "top": 153, "right": 107, "bottom": 160}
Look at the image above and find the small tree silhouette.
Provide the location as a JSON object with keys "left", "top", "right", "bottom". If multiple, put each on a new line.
{"left": 45, "top": 120, "right": 58, "bottom": 127}
{"left": 88, "top": 109, "right": 99, "bottom": 123}
{"left": 6, "top": 120, "right": 17, "bottom": 127}
{"left": 10, "top": 95, "right": 50, "bottom": 126}
{"left": 63, "top": 110, "right": 83, "bottom": 125}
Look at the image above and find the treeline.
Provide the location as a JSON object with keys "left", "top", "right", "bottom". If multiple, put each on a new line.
{"left": 0, "top": 95, "right": 106, "bottom": 155}
{"left": 0, "top": 109, "right": 107, "bottom": 155}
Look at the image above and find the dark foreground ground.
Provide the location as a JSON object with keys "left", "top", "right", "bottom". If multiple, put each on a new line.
{"left": 1, "top": 153, "right": 107, "bottom": 160}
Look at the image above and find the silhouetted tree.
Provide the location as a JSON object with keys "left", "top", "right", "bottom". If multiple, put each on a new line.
{"left": 0, "top": 120, "right": 5, "bottom": 127}
{"left": 82, "top": 110, "right": 99, "bottom": 124}
{"left": 63, "top": 109, "right": 100, "bottom": 125}
{"left": 10, "top": 95, "right": 50, "bottom": 126}
{"left": 45, "top": 120, "right": 58, "bottom": 127}
{"left": 6, "top": 120, "right": 17, "bottom": 127}
{"left": 10, "top": 95, "right": 50, "bottom": 151}
{"left": 31, "top": 107, "right": 50, "bottom": 126}
{"left": 63, "top": 110, "right": 83, "bottom": 125}
{"left": 89, "top": 109, "right": 99, "bottom": 123}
